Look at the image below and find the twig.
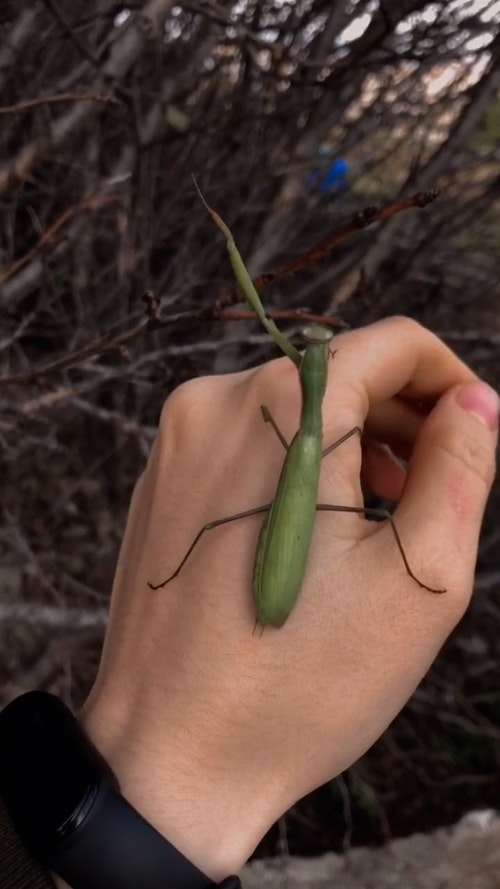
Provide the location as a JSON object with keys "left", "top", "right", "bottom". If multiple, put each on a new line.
{"left": 182, "top": 0, "right": 286, "bottom": 58}
{"left": 0, "top": 191, "right": 438, "bottom": 386}
{"left": 39, "top": 0, "right": 100, "bottom": 67}
{"left": 244, "top": 190, "right": 441, "bottom": 296}
{"left": 221, "top": 308, "right": 349, "bottom": 327}
{"left": 0, "top": 92, "right": 123, "bottom": 115}
{"left": 474, "top": 571, "right": 500, "bottom": 592}
{"left": 0, "top": 601, "right": 107, "bottom": 629}
{"left": 0, "top": 309, "right": 343, "bottom": 387}
{"left": 0, "top": 193, "right": 120, "bottom": 288}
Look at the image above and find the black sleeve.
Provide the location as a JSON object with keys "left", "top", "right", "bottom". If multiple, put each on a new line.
{"left": 0, "top": 798, "right": 56, "bottom": 889}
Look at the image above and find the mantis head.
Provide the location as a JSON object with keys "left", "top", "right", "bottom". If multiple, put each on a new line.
{"left": 301, "top": 324, "right": 334, "bottom": 346}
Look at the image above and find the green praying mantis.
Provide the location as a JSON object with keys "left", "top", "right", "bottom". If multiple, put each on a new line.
{"left": 148, "top": 187, "right": 446, "bottom": 626}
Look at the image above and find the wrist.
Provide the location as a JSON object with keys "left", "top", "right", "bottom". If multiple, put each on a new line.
{"left": 0, "top": 691, "right": 243, "bottom": 889}
{"left": 52, "top": 877, "right": 70, "bottom": 889}
{"left": 80, "top": 692, "right": 273, "bottom": 882}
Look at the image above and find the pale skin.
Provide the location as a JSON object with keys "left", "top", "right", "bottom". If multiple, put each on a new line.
{"left": 53, "top": 317, "right": 498, "bottom": 888}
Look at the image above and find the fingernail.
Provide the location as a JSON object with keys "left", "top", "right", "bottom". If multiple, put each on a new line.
{"left": 456, "top": 382, "right": 500, "bottom": 430}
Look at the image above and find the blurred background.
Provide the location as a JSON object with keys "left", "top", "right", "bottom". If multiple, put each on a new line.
{"left": 0, "top": 0, "right": 499, "bottom": 860}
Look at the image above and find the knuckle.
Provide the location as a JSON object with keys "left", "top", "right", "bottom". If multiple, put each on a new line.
{"left": 250, "top": 357, "right": 301, "bottom": 410}
{"left": 160, "top": 376, "right": 198, "bottom": 420}
{"left": 158, "top": 381, "right": 193, "bottom": 433}
{"left": 385, "top": 315, "right": 425, "bottom": 338}
{"left": 157, "top": 377, "right": 217, "bottom": 448}
{"left": 390, "top": 314, "right": 422, "bottom": 332}
{"left": 254, "top": 354, "right": 296, "bottom": 389}
{"left": 435, "top": 427, "right": 496, "bottom": 491}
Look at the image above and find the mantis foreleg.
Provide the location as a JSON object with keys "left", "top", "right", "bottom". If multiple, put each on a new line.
{"left": 262, "top": 408, "right": 362, "bottom": 460}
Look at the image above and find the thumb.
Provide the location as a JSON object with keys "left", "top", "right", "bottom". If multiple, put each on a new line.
{"left": 395, "top": 381, "right": 498, "bottom": 601}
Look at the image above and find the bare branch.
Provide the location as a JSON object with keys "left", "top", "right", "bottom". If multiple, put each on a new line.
{"left": 0, "top": 192, "right": 436, "bottom": 385}
{"left": 0, "top": 193, "right": 120, "bottom": 288}
{"left": 0, "top": 92, "right": 123, "bottom": 115}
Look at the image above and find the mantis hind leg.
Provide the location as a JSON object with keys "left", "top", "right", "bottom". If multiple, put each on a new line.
{"left": 315, "top": 503, "right": 446, "bottom": 594}
{"left": 148, "top": 503, "right": 271, "bottom": 590}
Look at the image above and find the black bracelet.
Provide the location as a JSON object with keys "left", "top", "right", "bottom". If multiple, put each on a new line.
{"left": 0, "top": 692, "right": 241, "bottom": 889}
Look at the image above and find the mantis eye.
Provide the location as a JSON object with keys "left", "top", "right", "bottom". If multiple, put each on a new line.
{"left": 301, "top": 324, "right": 334, "bottom": 345}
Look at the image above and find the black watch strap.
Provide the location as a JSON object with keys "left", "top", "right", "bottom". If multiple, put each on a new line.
{"left": 0, "top": 692, "right": 242, "bottom": 889}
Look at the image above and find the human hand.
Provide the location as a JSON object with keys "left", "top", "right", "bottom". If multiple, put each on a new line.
{"left": 80, "top": 317, "right": 498, "bottom": 882}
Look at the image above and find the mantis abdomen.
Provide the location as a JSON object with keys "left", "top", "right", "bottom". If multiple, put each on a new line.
{"left": 253, "top": 430, "right": 322, "bottom": 627}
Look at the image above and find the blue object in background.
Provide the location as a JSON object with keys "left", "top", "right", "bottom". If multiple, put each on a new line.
{"left": 306, "top": 156, "right": 349, "bottom": 194}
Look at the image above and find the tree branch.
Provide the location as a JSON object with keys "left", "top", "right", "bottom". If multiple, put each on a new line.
{"left": 0, "top": 91, "right": 123, "bottom": 115}
{"left": 0, "top": 191, "right": 438, "bottom": 386}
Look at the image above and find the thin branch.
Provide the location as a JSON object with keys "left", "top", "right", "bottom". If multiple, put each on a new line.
{"left": 0, "top": 0, "right": 176, "bottom": 195}
{"left": 241, "top": 190, "right": 440, "bottom": 296}
{"left": 0, "top": 193, "right": 120, "bottom": 288}
{"left": 474, "top": 571, "right": 500, "bottom": 592}
{"left": 0, "top": 308, "right": 343, "bottom": 388}
{"left": 0, "top": 92, "right": 123, "bottom": 115}
{"left": 182, "top": 0, "right": 286, "bottom": 57}
{"left": 39, "top": 0, "right": 100, "bottom": 67}
{"left": 221, "top": 309, "right": 348, "bottom": 327}
{"left": 0, "top": 191, "right": 438, "bottom": 386}
{"left": 0, "top": 601, "right": 107, "bottom": 629}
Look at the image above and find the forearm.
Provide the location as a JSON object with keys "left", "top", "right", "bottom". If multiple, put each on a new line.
{"left": 78, "top": 691, "right": 277, "bottom": 882}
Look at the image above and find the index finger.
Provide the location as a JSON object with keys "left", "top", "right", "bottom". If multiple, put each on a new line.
{"left": 326, "top": 316, "right": 476, "bottom": 428}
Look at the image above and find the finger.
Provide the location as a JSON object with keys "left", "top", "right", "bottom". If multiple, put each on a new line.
{"left": 394, "top": 381, "right": 499, "bottom": 605}
{"left": 319, "top": 316, "right": 476, "bottom": 511}
{"left": 364, "top": 397, "right": 426, "bottom": 460}
{"left": 324, "top": 317, "right": 476, "bottom": 436}
{"left": 361, "top": 440, "right": 407, "bottom": 500}
{"left": 362, "top": 398, "right": 427, "bottom": 495}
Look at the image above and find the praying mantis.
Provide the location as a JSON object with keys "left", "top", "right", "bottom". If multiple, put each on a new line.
{"left": 148, "top": 187, "right": 446, "bottom": 626}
